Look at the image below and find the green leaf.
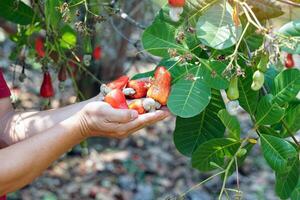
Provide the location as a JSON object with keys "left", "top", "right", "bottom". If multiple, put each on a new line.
{"left": 174, "top": 90, "right": 225, "bottom": 156}
{"left": 264, "top": 65, "right": 279, "bottom": 92}
{"left": 283, "top": 102, "right": 300, "bottom": 135}
{"left": 196, "top": 1, "right": 242, "bottom": 50}
{"left": 291, "top": 180, "right": 300, "bottom": 200}
{"left": 185, "top": 0, "right": 219, "bottom": 25}
{"left": 168, "top": 67, "right": 211, "bottom": 118}
{"left": 260, "top": 134, "right": 298, "bottom": 173}
{"left": 218, "top": 109, "right": 240, "bottom": 140}
{"left": 278, "top": 20, "right": 300, "bottom": 54}
{"left": 255, "top": 94, "right": 285, "bottom": 126}
{"left": 45, "top": 0, "right": 61, "bottom": 29}
{"left": 192, "top": 138, "right": 241, "bottom": 172}
{"left": 272, "top": 69, "right": 300, "bottom": 106}
{"left": 199, "top": 59, "right": 229, "bottom": 90}
{"left": 60, "top": 25, "right": 77, "bottom": 49}
{"left": 0, "top": 0, "right": 36, "bottom": 25}
{"left": 238, "top": 67, "right": 259, "bottom": 116}
{"left": 279, "top": 20, "right": 300, "bottom": 37}
{"left": 259, "top": 126, "right": 282, "bottom": 138}
{"left": 275, "top": 158, "right": 299, "bottom": 199}
{"left": 142, "top": 16, "right": 186, "bottom": 57}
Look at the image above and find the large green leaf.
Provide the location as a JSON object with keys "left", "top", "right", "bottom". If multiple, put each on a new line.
{"left": 192, "top": 138, "right": 241, "bottom": 172}
{"left": 218, "top": 109, "right": 240, "bottom": 140}
{"left": 0, "top": 0, "right": 35, "bottom": 25}
{"left": 185, "top": 0, "right": 219, "bottom": 25}
{"left": 260, "top": 134, "right": 298, "bottom": 173}
{"left": 173, "top": 90, "right": 225, "bottom": 157}
{"left": 272, "top": 69, "right": 300, "bottom": 106}
{"left": 168, "top": 67, "right": 211, "bottom": 118}
{"left": 275, "top": 158, "right": 299, "bottom": 199}
{"left": 238, "top": 67, "right": 259, "bottom": 116}
{"left": 196, "top": 1, "right": 242, "bottom": 50}
{"left": 255, "top": 94, "right": 285, "bottom": 126}
{"left": 199, "top": 59, "right": 229, "bottom": 90}
{"left": 291, "top": 180, "right": 300, "bottom": 200}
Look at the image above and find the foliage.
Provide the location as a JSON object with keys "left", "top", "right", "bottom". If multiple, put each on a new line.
{"left": 139, "top": 0, "right": 300, "bottom": 199}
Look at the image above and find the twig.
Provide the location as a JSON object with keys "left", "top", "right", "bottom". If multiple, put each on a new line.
{"left": 282, "top": 120, "right": 300, "bottom": 148}
{"left": 179, "top": 170, "right": 226, "bottom": 199}
{"left": 277, "top": 0, "right": 300, "bottom": 7}
{"left": 218, "top": 138, "right": 249, "bottom": 200}
{"left": 117, "top": 9, "right": 146, "bottom": 30}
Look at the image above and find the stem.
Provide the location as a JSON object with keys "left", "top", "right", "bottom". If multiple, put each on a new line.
{"left": 179, "top": 170, "right": 226, "bottom": 199}
{"left": 219, "top": 158, "right": 235, "bottom": 200}
{"left": 277, "top": 0, "right": 300, "bottom": 7}
{"left": 282, "top": 120, "right": 300, "bottom": 148}
{"left": 241, "top": 3, "right": 263, "bottom": 30}
{"left": 235, "top": 157, "right": 240, "bottom": 192}
{"left": 224, "top": 22, "right": 250, "bottom": 73}
{"left": 218, "top": 138, "right": 248, "bottom": 199}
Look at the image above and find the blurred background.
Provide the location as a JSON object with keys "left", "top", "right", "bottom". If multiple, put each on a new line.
{"left": 0, "top": 0, "right": 299, "bottom": 199}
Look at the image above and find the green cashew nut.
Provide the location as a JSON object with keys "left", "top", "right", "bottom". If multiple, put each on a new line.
{"left": 227, "top": 76, "right": 239, "bottom": 101}
{"left": 251, "top": 70, "right": 265, "bottom": 91}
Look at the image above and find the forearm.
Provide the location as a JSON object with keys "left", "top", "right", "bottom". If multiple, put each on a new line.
{"left": 0, "top": 97, "right": 96, "bottom": 145}
{"left": 0, "top": 114, "right": 85, "bottom": 195}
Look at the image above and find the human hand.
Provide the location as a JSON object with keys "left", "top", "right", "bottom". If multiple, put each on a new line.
{"left": 77, "top": 101, "right": 170, "bottom": 139}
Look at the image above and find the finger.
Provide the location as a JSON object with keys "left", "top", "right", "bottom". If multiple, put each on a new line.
{"left": 117, "top": 110, "right": 170, "bottom": 133}
{"left": 104, "top": 107, "right": 139, "bottom": 123}
{"left": 127, "top": 111, "right": 170, "bottom": 134}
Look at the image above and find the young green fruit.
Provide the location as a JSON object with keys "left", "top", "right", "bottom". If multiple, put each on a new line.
{"left": 226, "top": 76, "right": 239, "bottom": 101}
{"left": 251, "top": 70, "right": 265, "bottom": 91}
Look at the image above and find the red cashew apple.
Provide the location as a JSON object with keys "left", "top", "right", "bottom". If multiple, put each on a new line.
{"left": 147, "top": 66, "right": 171, "bottom": 106}
{"left": 285, "top": 53, "right": 295, "bottom": 69}
{"left": 104, "top": 89, "right": 129, "bottom": 109}
{"left": 107, "top": 75, "right": 129, "bottom": 90}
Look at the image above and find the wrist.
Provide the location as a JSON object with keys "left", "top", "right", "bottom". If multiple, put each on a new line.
{"left": 76, "top": 110, "right": 92, "bottom": 139}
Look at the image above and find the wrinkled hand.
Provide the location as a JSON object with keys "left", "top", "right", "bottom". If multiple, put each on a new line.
{"left": 77, "top": 101, "right": 170, "bottom": 139}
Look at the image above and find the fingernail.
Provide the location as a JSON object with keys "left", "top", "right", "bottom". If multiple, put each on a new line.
{"left": 131, "top": 111, "right": 138, "bottom": 120}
